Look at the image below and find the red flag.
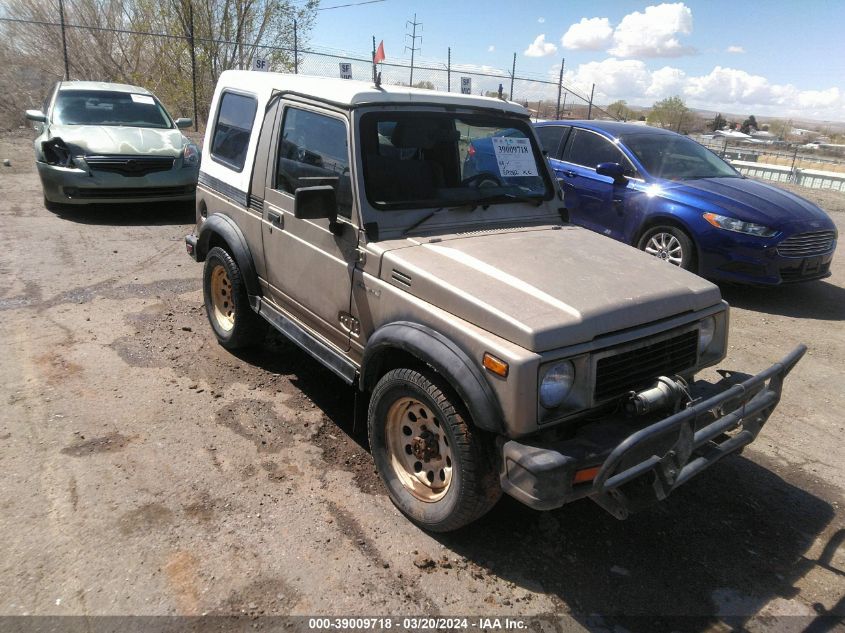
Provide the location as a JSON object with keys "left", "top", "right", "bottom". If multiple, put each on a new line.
{"left": 373, "top": 40, "right": 385, "bottom": 64}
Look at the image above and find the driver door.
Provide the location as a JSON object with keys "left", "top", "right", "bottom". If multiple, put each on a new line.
{"left": 262, "top": 103, "right": 358, "bottom": 352}
{"left": 556, "top": 128, "right": 638, "bottom": 241}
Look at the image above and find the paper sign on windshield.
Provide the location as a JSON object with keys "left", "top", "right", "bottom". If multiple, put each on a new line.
{"left": 130, "top": 94, "right": 155, "bottom": 105}
{"left": 491, "top": 137, "right": 538, "bottom": 177}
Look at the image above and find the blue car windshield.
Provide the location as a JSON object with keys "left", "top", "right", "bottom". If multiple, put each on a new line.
{"left": 621, "top": 133, "right": 740, "bottom": 180}
{"left": 52, "top": 90, "right": 173, "bottom": 129}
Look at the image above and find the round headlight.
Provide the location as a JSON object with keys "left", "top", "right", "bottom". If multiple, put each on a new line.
{"left": 698, "top": 316, "right": 716, "bottom": 354}
{"left": 539, "top": 360, "right": 575, "bottom": 409}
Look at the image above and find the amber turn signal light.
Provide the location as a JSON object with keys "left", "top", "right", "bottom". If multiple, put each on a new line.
{"left": 573, "top": 466, "right": 600, "bottom": 484}
{"left": 482, "top": 352, "right": 509, "bottom": 377}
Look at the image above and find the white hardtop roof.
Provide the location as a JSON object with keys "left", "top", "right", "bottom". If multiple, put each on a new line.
{"left": 59, "top": 81, "right": 152, "bottom": 94}
{"left": 218, "top": 69, "right": 528, "bottom": 115}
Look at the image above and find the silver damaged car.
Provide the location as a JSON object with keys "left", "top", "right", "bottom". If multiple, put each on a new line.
{"left": 26, "top": 81, "right": 199, "bottom": 207}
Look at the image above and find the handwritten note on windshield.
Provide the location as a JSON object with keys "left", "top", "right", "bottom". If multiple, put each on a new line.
{"left": 491, "top": 137, "right": 538, "bottom": 177}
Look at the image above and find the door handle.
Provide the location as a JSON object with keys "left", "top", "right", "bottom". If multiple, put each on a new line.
{"left": 563, "top": 170, "right": 577, "bottom": 178}
{"left": 268, "top": 211, "right": 283, "bottom": 228}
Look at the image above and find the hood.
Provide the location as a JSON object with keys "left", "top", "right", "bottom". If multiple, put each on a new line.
{"left": 381, "top": 226, "right": 721, "bottom": 352}
{"left": 661, "top": 177, "right": 833, "bottom": 230}
{"left": 47, "top": 124, "right": 186, "bottom": 157}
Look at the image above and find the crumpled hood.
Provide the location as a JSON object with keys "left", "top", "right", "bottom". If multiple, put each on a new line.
{"left": 660, "top": 177, "right": 833, "bottom": 230}
{"left": 381, "top": 226, "right": 722, "bottom": 352}
{"left": 48, "top": 124, "right": 185, "bottom": 156}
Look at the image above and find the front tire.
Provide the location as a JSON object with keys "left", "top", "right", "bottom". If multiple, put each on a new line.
{"left": 637, "top": 225, "right": 696, "bottom": 271}
{"left": 368, "top": 368, "right": 501, "bottom": 532}
{"left": 202, "top": 246, "right": 266, "bottom": 349}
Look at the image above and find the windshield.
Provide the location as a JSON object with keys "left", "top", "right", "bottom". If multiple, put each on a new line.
{"left": 621, "top": 133, "right": 740, "bottom": 180}
{"left": 361, "top": 112, "right": 552, "bottom": 210}
{"left": 52, "top": 90, "right": 173, "bottom": 129}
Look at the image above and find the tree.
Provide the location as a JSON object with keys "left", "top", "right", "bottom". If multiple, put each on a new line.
{"left": 607, "top": 99, "right": 632, "bottom": 121}
{"left": 413, "top": 81, "right": 436, "bottom": 90}
{"left": 647, "top": 96, "right": 690, "bottom": 132}
{"left": 711, "top": 113, "right": 726, "bottom": 132}
{"left": 740, "top": 115, "right": 759, "bottom": 135}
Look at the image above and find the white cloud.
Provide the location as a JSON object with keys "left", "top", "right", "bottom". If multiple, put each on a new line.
{"left": 487, "top": 45, "right": 495, "bottom": 52}
{"left": 524, "top": 34, "right": 558, "bottom": 58}
{"left": 726, "top": 45, "right": 745, "bottom": 54}
{"left": 609, "top": 2, "right": 694, "bottom": 58}
{"left": 537, "top": 17, "right": 545, "bottom": 23}
{"left": 561, "top": 17, "right": 613, "bottom": 51}
{"left": 560, "top": 59, "right": 845, "bottom": 119}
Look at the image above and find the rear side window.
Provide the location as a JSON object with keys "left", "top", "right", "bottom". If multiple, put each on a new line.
{"left": 535, "top": 125, "right": 569, "bottom": 158}
{"left": 210, "top": 91, "right": 257, "bottom": 172}
{"left": 276, "top": 107, "right": 352, "bottom": 219}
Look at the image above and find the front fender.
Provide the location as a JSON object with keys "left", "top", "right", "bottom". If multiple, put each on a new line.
{"left": 361, "top": 322, "right": 504, "bottom": 434}
{"left": 196, "top": 213, "right": 261, "bottom": 298}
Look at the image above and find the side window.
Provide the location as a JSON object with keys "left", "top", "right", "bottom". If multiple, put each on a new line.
{"left": 276, "top": 107, "right": 352, "bottom": 219}
{"left": 564, "top": 128, "right": 635, "bottom": 176}
{"left": 210, "top": 92, "right": 257, "bottom": 172}
{"left": 535, "top": 125, "right": 569, "bottom": 159}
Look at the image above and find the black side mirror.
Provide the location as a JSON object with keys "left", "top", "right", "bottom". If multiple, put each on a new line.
{"left": 294, "top": 185, "right": 338, "bottom": 225}
{"left": 596, "top": 162, "right": 628, "bottom": 186}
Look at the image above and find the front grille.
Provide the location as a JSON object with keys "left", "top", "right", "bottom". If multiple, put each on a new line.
{"left": 85, "top": 155, "right": 175, "bottom": 177}
{"left": 780, "top": 261, "right": 831, "bottom": 282}
{"left": 594, "top": 330, "right": 698, "bottom": 402}
{"left": 777, "top": 231, "right": 836, "bottom": 257}
{"left": 71, "top": 185, "right": 195, "bottom": 199}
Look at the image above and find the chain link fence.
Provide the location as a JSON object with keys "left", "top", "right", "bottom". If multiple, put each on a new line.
{"left": 0, "top": 11, "right": 620, "bottom": 130}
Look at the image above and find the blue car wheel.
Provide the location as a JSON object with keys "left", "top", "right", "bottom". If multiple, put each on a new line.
{"left": 637, "top": 225, "right": 696, "bottom": 271}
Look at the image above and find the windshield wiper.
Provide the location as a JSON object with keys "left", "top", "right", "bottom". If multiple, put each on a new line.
{"left": 402, "top": 203, "right": 479, "bottom": 237}
{"left": 473, "top": 192, "right": 545, "bottom": 209}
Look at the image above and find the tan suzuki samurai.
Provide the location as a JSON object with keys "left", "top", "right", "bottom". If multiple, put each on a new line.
{"left": 186, "top": 70, "right": 805, "bottom": 531}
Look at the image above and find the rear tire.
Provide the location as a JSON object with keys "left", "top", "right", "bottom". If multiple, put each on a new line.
{"left": 368, "top": 368, "right": 501, "bottom": 532}
{"left": 202, "top": 246, "right": 267, "bottom": 349}
{"left": 637, "top": 225, "right": 696, "bottom": 271}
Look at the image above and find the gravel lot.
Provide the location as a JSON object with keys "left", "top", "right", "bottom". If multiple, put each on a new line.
{"left": 1, "top": 130, "right": 843, "bottom": 631}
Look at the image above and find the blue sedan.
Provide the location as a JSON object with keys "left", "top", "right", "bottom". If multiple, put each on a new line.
{"left": 486, "top": 120, "right": 836, "bottom": 285}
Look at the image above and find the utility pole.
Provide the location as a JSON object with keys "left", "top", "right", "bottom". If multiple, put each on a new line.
{"left": 587, "top": 83, "right": 595, "bottom": 120}
{"left": 447, "top": 47, "right": 451, "bottom": 92}
{"left": 59, "top": 0, "right": 69, "bottom": 80}
{"left": 509, "top": 52, "right": 516, "bottom": 101}
{"left": 188, "top": 2, "right": 198, "bottom": 131}
{"left": 404, "top": 14, "right": 422, "bottom": 86}
{"left": 293, "top": 19, "right": 298, "bottom": 74}
{"left": 555, "top": 58, "right": 565, "bottom": 119}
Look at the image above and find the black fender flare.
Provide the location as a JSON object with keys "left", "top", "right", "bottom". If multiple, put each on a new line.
{"left": 195, "top": 213, "right": 261, "bottom": 298}
{"left": 360, "top": 322, "right": 504, "bottom": 434}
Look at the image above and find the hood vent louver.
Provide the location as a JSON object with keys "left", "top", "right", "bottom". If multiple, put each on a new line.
{"left": 391, "top": 269, "right": 412, "bottom": 287}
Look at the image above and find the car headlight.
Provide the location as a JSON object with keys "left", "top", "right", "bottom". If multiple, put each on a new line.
{"left": 703, "top": 212, "right": 777, "bottom": 237}
{"left": 698, "top": 316, "right": 716, "bottom": 354}
{"left": 539, "top": 360, "right": 575, "bottom": 409}
{"left": 182, "top": 143, "right": 200, "bottom": 167}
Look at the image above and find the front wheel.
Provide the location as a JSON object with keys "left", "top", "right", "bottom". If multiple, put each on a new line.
{"left": 368, "top": 368, "right": 501, "bottom": 532}
{"left": 637, "top": 225, "right": 696, "bottom": 271}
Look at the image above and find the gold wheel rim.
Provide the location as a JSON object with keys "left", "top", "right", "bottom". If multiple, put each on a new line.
{"left": 385, "top": 397, "right": 453, "bottom": 503}
{"left": 210, "top": 265, "right": 235, "bottom": 332}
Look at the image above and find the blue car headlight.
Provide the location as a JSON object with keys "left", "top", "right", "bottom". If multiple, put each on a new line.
{"left": 182, "top": 143, "right": 200, "bottom": 167}
{"left": 539, "top": 360, "right": 575, "bottom": 409}
{"left": 703, "top": 212, "right": 777, "bottom": 237}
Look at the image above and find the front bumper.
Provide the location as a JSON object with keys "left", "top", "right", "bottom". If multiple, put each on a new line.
{"left": 500, "top": 345, "right": 806, "bottom": 518}
{"left": 37, "top": 161, "right": 198, "bottom": 205}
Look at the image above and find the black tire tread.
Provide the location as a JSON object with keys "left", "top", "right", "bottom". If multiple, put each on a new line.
{"left": 368, "top": 367, "right": 501, "bottom": 532}
{"left": 203, "top": 246, "right": 266, "bottom": 350}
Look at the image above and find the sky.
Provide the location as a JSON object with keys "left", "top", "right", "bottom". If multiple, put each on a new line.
{"left": 306, "top": 0, "right": 845, "bottom": 122}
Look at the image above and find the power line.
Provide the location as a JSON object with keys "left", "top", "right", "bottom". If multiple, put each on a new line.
{"left": 317, "top": 0, "right": 387, "bottom": 11}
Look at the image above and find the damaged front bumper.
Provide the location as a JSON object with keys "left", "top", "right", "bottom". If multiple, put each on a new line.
{"left": 37, "top": 160, "right": 197, "bottom": 205}
{"left": 500, "top": 345, "right": 806, "bottom": 518}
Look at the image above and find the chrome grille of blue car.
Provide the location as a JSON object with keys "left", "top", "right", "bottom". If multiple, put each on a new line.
{"left": 777, "top": 231, "right": 836, "bottom": 257}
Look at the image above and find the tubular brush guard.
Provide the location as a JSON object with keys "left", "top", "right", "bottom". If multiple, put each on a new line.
{"left": 591, "top": 344, "right": 807, "bottom": 519}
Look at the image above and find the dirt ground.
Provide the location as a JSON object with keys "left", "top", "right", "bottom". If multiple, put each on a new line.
{"left": 1, "top": 130, "right": 843, "bottom": 631}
